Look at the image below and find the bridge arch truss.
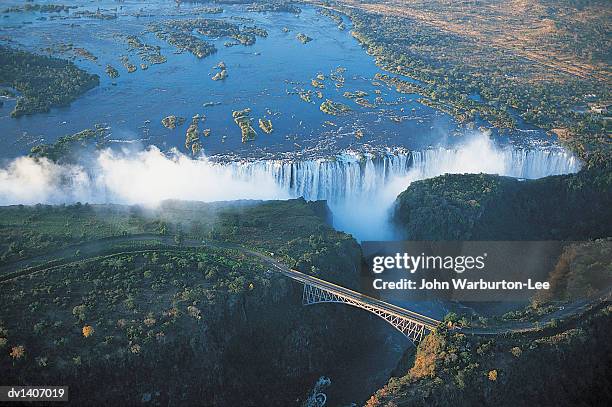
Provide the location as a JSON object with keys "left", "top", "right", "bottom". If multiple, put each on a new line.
{"left": 302, "top": 284, "right": 435, "bottom": 345}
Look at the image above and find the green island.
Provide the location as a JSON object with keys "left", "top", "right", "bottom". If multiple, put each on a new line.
{"left": 148, "top": 20, "right": 217, "bottom": 59}
{"left": 184, "top": 114, "right": 207, "bottom": 155}
{"left": 330, "top": 67, "right": 346, "bottom": 88}
{"left": 73, "top": 9, "right": 117, "bottom": 20}
{"left": 247, "top": 2, "right": 301, "bottom": 14}
{"left": 28, "top": 125, "right": 110, "bottom": 163}
{"left": 240, "top": 25, "right": 268, "bottom": 40}
{"left": 161, "top": 115, "right": 186, "bottom": 130}
{"left": 296, "top": 33, "right": 312, "bottom": 44}
{"left": 41, "top": 43, "right": 98, "bottom": 62}
{"left": 178, "top": 2, "right": 223, "bottom": 14}
{"left": 0, "top": 46, "right": 99, "bottom": 118}
{"left": 354, "top": 98, "right": 375, "bottom": 108}
{"left": 320, "top": 99, "right": 352, "bottom": 115}
{"left": 299, "top": 90, "right": 314, "bottom": 103}
{"left": 105, "top": 64, "right": 119, "bottom": 79}
{"left": 311, "top": 79, "right": 325, "bottom": 89}
{"left": 126, "top": 35, "right": 167, "bottom": 66}
{"left": 258, "top": 118, "right": 273, "bottom": 134}
{"left": 232, "top": 108, "right": 257, "bottom": 142}
{"left": 343, "top": 90, "right": 374, "bottom": 107}
{"left": 73, "top": 47, "right": 97, "bottom": 61}
{"left": 343, "top": 90, "right": 368, "bottom": 99}
{"left": 2, "top": 4, "right": 76, "bottom": 13}
{"left": 119, "top": 56, "right": 137, "bottom": 73}
{"left": 148, "top": 18, "right": 268, "bottom": 58}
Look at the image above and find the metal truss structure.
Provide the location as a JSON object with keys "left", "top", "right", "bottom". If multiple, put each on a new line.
{"left": 302, "top": 283, "right": 435, "bottom": 345}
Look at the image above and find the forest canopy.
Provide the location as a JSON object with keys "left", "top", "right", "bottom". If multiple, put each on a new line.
{"left": 0, "top": 46, "right": 99, "bottom": 117}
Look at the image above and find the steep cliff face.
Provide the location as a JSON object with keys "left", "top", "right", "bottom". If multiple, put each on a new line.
{"left": 392, "top": 169, "right": 611, "bottom": 240}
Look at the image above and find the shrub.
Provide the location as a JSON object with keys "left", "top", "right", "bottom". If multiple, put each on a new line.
{"left": 10, "top": 345, "right": 25, "bottom": 360}
{"left": 82, "top": 325, "right": 94, "bottom": 338}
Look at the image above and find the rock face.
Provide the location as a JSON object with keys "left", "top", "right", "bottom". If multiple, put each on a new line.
{"left": 191, "top": 270, "right": 371, "bottom": 406}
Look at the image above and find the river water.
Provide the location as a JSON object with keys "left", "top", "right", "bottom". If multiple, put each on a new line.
{"left": 1, "top": 0, "right": 565, "bottom": 160}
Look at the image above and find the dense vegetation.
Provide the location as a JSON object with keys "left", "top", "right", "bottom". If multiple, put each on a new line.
{"left": 28, "top": 125, "right": 109, "bottom": 163}
{"left": 2, "top": 4, "right": 75, "bottom": 13}
{"left": 0, "top": 199, "right": 359, "bottom": 285}
{"left": 148, "top": 18, "right": 268, "bottom": 58}
{"left": 367, "top": 224, "right": 612, "bottom": 406}
{"left": 393, "top": 162, "right": 611, "bottom": 241}
{"left": 333, "top": 2, "right": 610, "bottom": 163}
{"left": 388, "top": 136, "right": 611, "bottom": 404}
{"left": 0, "top": 46, "right": 99, "bottom": 117}
{"left": 366, "top": 304, "right": 612, "bottom": 407}
{"left": 247, "top": 2, "right": 301, "bottom": 13}
{"left": 296, "top": 32, "right": 313, "bottom": 44}
{"left": 537, "top": 239, "right": 612, "bottom": 303}
{"left": 125, "top": 35, "right": 167, "bottom": 66}
{"left": 0, "top": 199, "right": 376, "bottom": 405}
{"left": 232, "top": 108, "right": 258, "bottom": 142}
{"left": 320, "top": 99, "right": 352, "bottom": 115}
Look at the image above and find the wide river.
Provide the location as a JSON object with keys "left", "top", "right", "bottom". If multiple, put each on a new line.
{"left": 1, "top": 0, "right": 558, "bottom": 160}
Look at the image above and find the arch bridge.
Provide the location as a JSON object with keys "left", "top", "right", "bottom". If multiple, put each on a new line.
{"left": 274, "top": 266, "right": 441, "bottom": 345}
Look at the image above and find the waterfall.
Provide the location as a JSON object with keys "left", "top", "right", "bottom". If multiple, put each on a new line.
{"left": 215, "top": 141, "right": 580, "bottom": 240}
{"left": 218, "top": 147, "right": 580, "bottom": 204}
{"left": 0, "top": 133, "right": 581, "bottom": 241}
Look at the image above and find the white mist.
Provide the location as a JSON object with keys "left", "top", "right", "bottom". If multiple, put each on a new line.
{"left": 0, "top": 133, "right": 579, "bottom": 241}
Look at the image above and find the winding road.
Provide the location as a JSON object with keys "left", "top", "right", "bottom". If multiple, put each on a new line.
{"left": 1, "top": 234, "right": 608, "bottom": 337}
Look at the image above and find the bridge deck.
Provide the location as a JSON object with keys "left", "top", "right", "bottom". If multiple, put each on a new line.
{"left": 271, "top": 265, "right": 440, "bottom": 330}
